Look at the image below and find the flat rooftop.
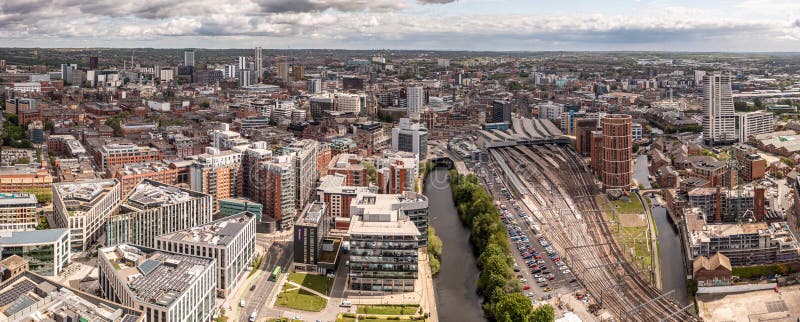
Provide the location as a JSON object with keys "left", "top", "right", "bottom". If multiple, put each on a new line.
{"left": 156, "top": 212, "right": 254, "bottom": 247}
{"left": 349, "top": 214, "right": 420, "bottom": 237}
{"left": 122, "top": 180, "right": 202, "bottom": 210}
{"left": 100, "top": 244, "right": 214, "bottom": 308}
{"left": 55, "top": 179, "right": 118, "bottom": 212}
{"left": 117, "top": 162, "right": 173, "bottom": 175}
{"left": 0, "top": 229, "right": 68, "bottom": 245}
{"left": 0, "top": 271, "right": 143, "bottom": 321}
{"left": 697, "top": 284, "right": 800, "bottom": 322}
{"left": 0, "top": 193, "right": 37, "bottom": 206}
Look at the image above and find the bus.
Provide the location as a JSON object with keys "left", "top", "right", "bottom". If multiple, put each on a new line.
{"left": 269, "top": 266, "right": 281, "bottom": 281}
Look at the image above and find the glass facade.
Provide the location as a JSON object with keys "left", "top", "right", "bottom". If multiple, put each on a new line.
{"left": 349, "top": 235, "right": 419, "bottom": 292}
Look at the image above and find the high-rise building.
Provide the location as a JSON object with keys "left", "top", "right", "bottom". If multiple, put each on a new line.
{"left": 254, "top": 47, "right": 262, "bottom": 81}
{"left": 238, "top": 56, "right": 248, "bottom": 71}
{"left": 189, "top": 148, "right": 243, "bottom": 205}
{"left": 250, "top": 155, "right": 295, "bottom": 230}
{"left": 278, "top": 62, "right": 289, "bottom": 81}
{"left": 308, "top": 78, "right": 322, "bottom": 93}
{"left": 576, "top": 118, "right": 598, "bottom": 157}
{"left": 348, "top": 194, "right": 421, "bottom": 293}
{"left": 159, "top": 68, "right": 174, "bottom": 82}
{"left": 738, "top": 110, "right": 775, "bottom": 142}
{"left": 283, "top": 139, "right": 319, "bottom": 210}
{"left": 89, "top": 56, "right": 99, "bottom": 69}
{"left": 327, "top": 154, "right": 367, "bottom": 186}
{"left": 292, "top": 65, "right": 304, "bottom": 81}
{"left": 60, "top": 64, "right": 77, "bottom": 83}
{"left": 238, "top": 69, "right": 251, "bottom": 87}
{"left": 406, "top": 85, "right": 424, "bottom": 116}
{"left": 155, "top": 212, "right": 256, "bottom": 298}
{"left": 52, "top": 179, "right": 121, "bottom": 251}
{"left": 98, "top": 244, "right": 217, "bottom": 322}
{"left": 703, "top": 73, "right": 737, "bottom": 145}
{"left": 184, "top": 50, "right": 195, "bottom": 67}
{"left": 600, "top": 114, "right": 633, "bottom": 191}
{"left": 376, "top": 150, "right": 419, "bottom": 194}
{"left": 391, "top": 118, "right": 429, "bottom": 160}
{"left": 105, "top": 180, "right": 213, "bottom": 248}
{"left": 492, "top": 100, "right": 511, "bottom": 123}
{"left": 293, "top": 202, "right": 328, "bottom": 271}
{"left": 0, "top": 193, "right": 38, "bottom": 231}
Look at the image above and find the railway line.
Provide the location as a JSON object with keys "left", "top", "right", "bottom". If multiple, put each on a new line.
{"left": 491, "top": 144, "right": 696, "bottom": 321}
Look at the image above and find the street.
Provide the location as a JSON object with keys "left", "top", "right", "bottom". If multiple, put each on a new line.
{"left": 238, "top": 241, "right": 293, "bottom": 321}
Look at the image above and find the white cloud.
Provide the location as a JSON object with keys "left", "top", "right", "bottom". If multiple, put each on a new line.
{"left": 0, "top": 0, "right": 799, "bottom": 50}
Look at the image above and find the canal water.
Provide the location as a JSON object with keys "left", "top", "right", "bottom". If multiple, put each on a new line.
{"left": 425, "top": 168, "right": 486, "bottom": 322}
{"left": 633, "top": 155, "right": 689, "bottom": 305}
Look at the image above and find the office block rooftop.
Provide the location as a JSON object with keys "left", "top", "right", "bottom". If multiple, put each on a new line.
{"left": 123, "top": 180, "right": 202, "bottom": 210}
{"left": 55, "top": 180, "right": 118, "bottom": 211}
{"left": 0, "top": 193, "right": 37, "bottom": 206}
{"left": 157, "top": 212, "right": 254, "bottom": 246}
{"left": 99, "top": 244, "right": 214, "bottom": 308}
{"left": 0, "top": 271, "right": 143, "bottom": 321}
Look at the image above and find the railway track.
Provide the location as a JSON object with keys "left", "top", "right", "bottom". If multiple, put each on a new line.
{"left": 491, "top": 144, "right": 696, "bottom": 321}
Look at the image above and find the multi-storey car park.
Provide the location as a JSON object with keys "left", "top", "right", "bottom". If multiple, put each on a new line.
{"left": 478, "top": 118, "right": 699, "bottom": 321}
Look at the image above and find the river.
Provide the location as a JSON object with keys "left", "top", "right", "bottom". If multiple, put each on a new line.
{"left": 632, "top": 154, "right": 689, "bottom": 305}
{"left": 425, "top": 168, "right": 485, "bottom": 322}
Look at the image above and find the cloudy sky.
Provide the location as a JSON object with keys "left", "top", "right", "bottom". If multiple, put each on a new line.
{"left": 2, "top": 0, "right": 800, "bottom": 51}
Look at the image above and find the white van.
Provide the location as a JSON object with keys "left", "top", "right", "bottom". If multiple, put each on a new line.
{"left": 340, "top": 300, "right": 352, "bottom": 307}
{"left": 249, "top": 311, "right": 257, "bottom": 322}
{"left": 240, "top": 300, "right": 246, "bottom": 307}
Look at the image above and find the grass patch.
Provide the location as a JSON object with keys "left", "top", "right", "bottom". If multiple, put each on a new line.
{"left": 611, "top": 196, "right": 645, "bottom": 214}
{"left": 287, "top": 273, "right": 334, "bottom": 295}
{"left": 275, "top": 284, "right": 327, "bottom": 312}
{"left": 337, "top": 314, "right": 425, "bottom": 322}
{"left": 732, "top": 264, "right": 791, "bottom": 279}
{"left": 357, "top": 305, "right": 420, "bottom": 315}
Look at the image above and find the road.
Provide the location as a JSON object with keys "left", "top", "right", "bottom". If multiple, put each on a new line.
{"left": 239, "top": 241, "right": 293, "bottom": 321}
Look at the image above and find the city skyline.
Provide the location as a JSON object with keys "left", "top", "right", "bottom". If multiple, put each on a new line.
{"left": 2, "top": 0, "right": 800, "bottom": 51}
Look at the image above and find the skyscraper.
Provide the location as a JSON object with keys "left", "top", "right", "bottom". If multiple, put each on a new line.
{"left": 238, "top": 56, "right": 248, "bottom": 70}
{"left": 255, "top": 47, "right": 263, "bottom": 81}
{"left": 600, "top": 114, "right": 632, "bottom": 191}
{"left": 89, "top": 56, "right": 98, "bottom": 70}
{"left": 703, "top": 73, "right": 736, "bottom": 145}
{"left": 492, "top": 100, "right": 511, "bottom": 123}
{"left": 278, "top": 62, "right": 289, "bottom": 81}
{"left": 184, "top": 50, "right": 195, "bottom": 67}
{"left": 406, "top": 85, "right": 424, "bottom": 116}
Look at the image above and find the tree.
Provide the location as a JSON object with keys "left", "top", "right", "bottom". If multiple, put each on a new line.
{"left": 200, "top": 101, "right": 211, "bottom": 108}
{"left": 529, "top": 304, "right": 555, "bottom": 322}
{"left": 494, "top": 293, "right": 532, "bottom": 322}
{"left": 363, "top": 162, "right": 378, "bottom": 185}
{"left": 754, "top": 98, "right": 765, "bottom": 110}
{"left": 734, "top": 101, "right": 749, "bottom": 112}
{"left": 428, "top": 227, "right": 442, "bottom": 258}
